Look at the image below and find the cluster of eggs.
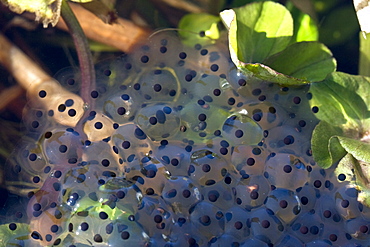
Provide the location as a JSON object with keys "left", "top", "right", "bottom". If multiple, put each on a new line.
{"left": 1, "top": 31, "right": 370, "bottom": 246}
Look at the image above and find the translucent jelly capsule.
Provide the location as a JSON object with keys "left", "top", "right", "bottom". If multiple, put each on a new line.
{"left": 264, "top": 153, "right": 309, "bottom": 190}
{"left": 29, "top": 204, "right": 68, "bottom": 246}
{"left": 295, "top": 184, "right": 318, "bottom": 213}
{"left": 275, "top": 234, "right": 303, "bottom": 247}
{"left": 188, "top": 149, "right": 231, "bottom": 186}
{"left": 290, "top": 210, "right": 324, "bottom": 243}
{"left": 176, "top": 100, "right": 231, "bottom": 143}
{"left": 41, "top": 127, "right": 83, "bottom": 166}
{"left": 131, "top": 67, "right": 182, "bottom": 103}
{"left": 209, "top": 234, "right": 244, "bottom": 247}
{"left": 247, "top": 207, "right": 285, "bottom": 245}
{"left": 241, "top": 101, "right": 287, "bottom": 131}
{"left": 264, "top": 188, "right": 301, "bottom": 223}
{"left": 200, "top": 180, "right": 235, "bottom": 210}
{"left": 27, "top": 79, "right": 85, "bottom": 127}
{"left": 5, "top": 140, "right": 47, "bottom": 194}
{"left": 345, "top": 217, "right": 370, "bottom": 240}
{"left": 135, "top": 196, "right": 175, "bottom": 238}
{"left": 22, "top": 107, "right": 53, "bottom": 136}
{"left": 304, "top": 240, "right": 332, "bottom": 247}
{"left": 166, "top": 218, "right": 209, "bottom": 247}
{"left": 101, "top": 91, "right": 138, "bottom": 124}
{"left": 240, "top": 237, "right": 271, "bottom": 247}
{"left": 135, "top": 104, "right": 181, "bottom": 140}
{"left": 98, "top": 177, "right": 143, "bottom": 214}
{"left": 335, "top": 184, "right": 362, "bottom": 220}
{"left": 189, "top": 201, "right": 225, "bottom": 239}
{"left": 83, "top": 111, "right": 115, "bottom": 142}
{"left": 231, "top": 145, "right": 268, "bottom": 177}
{"left": 321, "top": 221, "right": 352, "bottom": 245}
{"left": 233, "top": 175, "right": 270, "bottom": 210}
{"left": 161, "top": 176, "right": 202, "bottom": 215}
{"left": 263, "top": 125, "right": 312, "bottom": 160}
{"left": 153, "top": 141, "right": 192, "bottom": 177}
{"left": 224, "top": 206, "right": 250, "bottom": 241}
{"left": 316, "top": 195, "right": 343, "bottom": 225}
{"left": 129, "top": 163, "right": 170, "bottom": 196}
{"left": 221, "top": 112, "right": 263, "bottom": 146}
{"left": 112, "top": 123, "right": 152, "bottom": 162}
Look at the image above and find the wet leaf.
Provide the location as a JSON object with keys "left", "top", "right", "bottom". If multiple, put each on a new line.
{"left": 221, "top": 1, "right": 293, "bottom": 64}
{"left": 264, "top": 41, "right": 336, "bottom": 82}
{"left": 311, "top": 121, "right": 346, "bottom": 168}
{"left": 309, "top": 72, "right": 370, "bottom": 132}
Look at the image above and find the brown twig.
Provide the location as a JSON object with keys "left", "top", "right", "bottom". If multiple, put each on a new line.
{"left": 56, "top": 3, "right": 152, "bottom": 53}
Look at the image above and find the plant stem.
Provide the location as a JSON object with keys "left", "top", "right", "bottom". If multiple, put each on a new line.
{"left": 61, "top": 0, "right": 95, "bottom": 107}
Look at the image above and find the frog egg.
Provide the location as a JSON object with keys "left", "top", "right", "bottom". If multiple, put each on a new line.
{"left": 335, "top": 184, "right": 362, "bottom": 220}
{"left": 41, "top": 127, "right": 83, "bottom": 166}
{"left": 275, "top": 234, "right": 303, "bottom": 246}
{"left": 240, "top": 237, "right": 271, "bottom": 247}
{"left": 28, "top": 79, "right": 85, "bottom": 127}
{"left": 304, "top": 240, "right": 332, "bottom": 247}
{"left": 189, "top": 201, "right": 225, "bottom": 239}
{"left": 316, "top": 195, "right": 343, "bottom": 225}
{"left": 131, "top": 163, "right": 170, "bottom": 196}
{"left": 209, "top": 234, "right": 244, "bottom": 247}
{"left": 188, "top": 149, "right": 231, "bottom": 186}
{"left": 295, "top": 184, "right": 318, "bottom": 214}
{"left": 161, "top": 176, "right": 202, "bottom": 215}
{"left": 166, "top": 218, "right": 209, "bottom": 247}
{"left": 321, "top": 221, "right": 352, "bottom": 245}
{"left": 136, "top": 196, "right": 174, "bottom": 237}
{"left": 242, "top": 102, "right": 287, "bottom": 131}
{"left": 200, "top": 180, "right": 235, "bottom": 210}
{"left": 263, "top": 125, "right": 312, "bottom": 159}
{"left": 221, "top": 113, "right": 263, "bottom": 146}
{"left": 264, "top": 153, "right": 309, "bottom": 189}
{"left": 264, "top": 188, "right": 301, "bottom": 223}
{"left": 290, "top": 210, "right": 324, "bottom": 243}
{"left": 345, "top": 217, "right": 370, "bottom": 240}
{"left": 83, "top": 111, "right": 116, "bottom": 142}
{"left": 131, "top": 67, "right": 181, "bottom": 103}
{"left": 29, "top": 204, "right": 67, "bottom": 246}
{"left": 5, "top": 140, "right": 47, "bottom": 193}
{"left": 101, "top": 91, "right": 138, "bottom": 124}
{"left": 135, "top": 104, "right": 180, "bottom": 140}
{"left": 233, "top": 175, "right": 270, "bottom": 210}
{"left": 224, "top": 206, "right": 251, "bottom": 241}
{"left": 247, "top": 207, "right": 285, "bottom": 245}
{"left": 22, "top": 107, "right": 53, "bottom": 136}
{"left": 231, "top": 145, "right": 268, "bottom": 177}
{"left": 112, "top": 123, "right": 152, "bottom": 161}
{"left": 176, "top": 100, "right": 230, "bottom": 143}
{"left": 153, "top": 141, "right": 192, "bottom": 177}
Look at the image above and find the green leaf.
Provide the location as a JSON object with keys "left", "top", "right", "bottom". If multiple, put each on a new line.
{"left": 239, "top": 63, "right": 309, "bottom": 85}
{"left": 290, "top": 11, "right": 318, "bottom": 43}
{"left": 359, "top": 32, "right": 370, "bottom": 76}
{"left": 178, "top": 13, "right": 221, "bottom": 46}
{"left": 0, "top": 223, "right": 30, "bottom": 246}
{"left": 221, "top": 1, "right": 293, "bottom": 64}
{"left": 309, "top": 72, "right": 370, "bottom": 132}
{"left": 334, "top": 136, "right": 370, "bottom": 163}
{"left": 264, "top": 41, "right": 336, "bottom": 82}
{"left": 311, "top": 121, "right": 346, "bottom": 168}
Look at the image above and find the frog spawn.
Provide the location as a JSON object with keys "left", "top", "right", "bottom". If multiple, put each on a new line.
{"left": 1, "top": 30, "right": 370, "bottom": 247}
